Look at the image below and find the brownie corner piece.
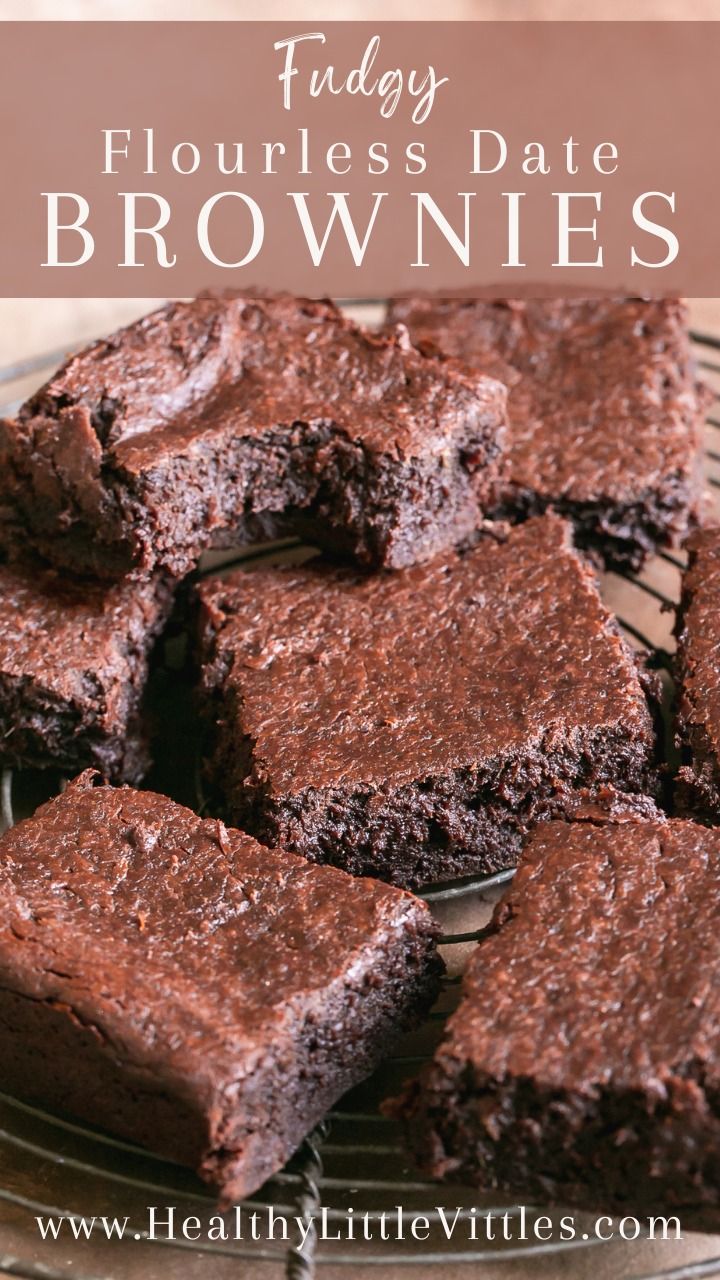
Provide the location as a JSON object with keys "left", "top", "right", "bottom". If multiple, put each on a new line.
{"left": 390, "top": 817, "right": 720, "bottom": 1227}
{"left": 0, "top": 771, "right": 441, "bottom": 1203}
{"left": 0, "top": 294, "right": 508, "bottom": 578}
{"left": 0, "top": 558, "right": 172, "bottom": 781}
{"left": 675, "top": 524, "right": 720, "bottom": 818}
{"left": 388, "top": 295, "right": 705, "bottom": 570}
{"left": 196, "top": 512, "right": 658, "bottom": 888}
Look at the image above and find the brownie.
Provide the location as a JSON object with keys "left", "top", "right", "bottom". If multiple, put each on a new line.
{"left": 0, "top": 771, "right": 441, "bottom": 1203}
{"left": 675, "top": 526, "right": 720, "bottom": 817}
{"left": 391, "top": 817, "right": 720, "bottom": 1227}
{"left": 0, "top": 557, "right": 172, "bottom": 782}
{"left": 386, "top": 297, "right": 705, "bottom": 569}
{"left": 196, "top": 513, "right": 659, "bottom": 888}
{"left": 0, "top": 294, "right": 507, "bottom": 579}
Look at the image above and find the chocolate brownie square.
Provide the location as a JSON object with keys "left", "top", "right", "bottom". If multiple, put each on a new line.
{"left": 391, "top": 817, "right": 720, "bottom": 1227}
{"left": 0, "top": 558, "right": 172, "bottom": 782}
{"left": 0, "top": 294, "right": 507, "bottom": 579}
{"left": 0, "top": 771, "right": 441, "bottom": 1203}
{"left": 675, "top": 525, "right": 720, "bottom": 817}
{"left": 197, "top": 513, "right": 659, "bottom": 888}
{"left": 387, "top": 297, "right": 705, "bottom": 569}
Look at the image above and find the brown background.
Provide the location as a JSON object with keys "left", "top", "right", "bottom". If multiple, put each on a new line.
{"left": 1, "top": 21, "right": 718, "bottom": 297}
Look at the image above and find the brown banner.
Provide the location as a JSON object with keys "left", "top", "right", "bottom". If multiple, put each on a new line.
{"left": 0, "top": 21, "right": 718, "bottom": 297}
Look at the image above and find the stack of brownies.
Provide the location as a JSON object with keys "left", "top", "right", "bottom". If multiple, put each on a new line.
{"left": 0, "top": 290, "right": 719, "bottom": 1223}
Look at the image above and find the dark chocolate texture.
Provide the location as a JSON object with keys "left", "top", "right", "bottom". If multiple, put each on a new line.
{"left": 0, "top": 294, "right": 507, "bottom": 578}
{"left": 391, "top": 817, "right": 720, "bottom": 1229}
{"left": 0, "top": 772, "right": 441, "bottom": 1204}
{"left": 0, "top": 557, "right": 171, "bottom": 781}
{"left": 675, "top": 526, "right": 720, "bottom": 817}
{"left": 197, "top": 514, "right": 659, "bottom": 888}
{"left": 386, "top": 296, "right": 705, "bottom": 569}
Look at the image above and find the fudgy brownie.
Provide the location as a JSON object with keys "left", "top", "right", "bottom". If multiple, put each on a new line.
{"left": 0, "top": 558, "right": 172, "bottom": 782}
{"left": 0, "top": 771, "right": 441, "bottom": 1203}
{"left": 391, "top": 817, "right": 720, "bottom": 1227}
{"left": 197, "top": 513, "right": 659, "bottom": 888}
{"left": 675, "top": 526, "right": 720, "bottom": 817}
{"left": 386, "top": 297, "right": 705, "bottom": 569}
{"left": 0, "top": 294, "right": 507, "bottom": 579}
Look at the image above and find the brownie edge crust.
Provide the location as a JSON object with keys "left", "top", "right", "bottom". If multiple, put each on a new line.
{"left": 0, "top": 772, "right": 441, "bottom": 1204}
{"left": 675, "top": 526, "right": 720, "bottom": 819}
{"left": 390, "top": 819, "right": 720, "bottom": 1229}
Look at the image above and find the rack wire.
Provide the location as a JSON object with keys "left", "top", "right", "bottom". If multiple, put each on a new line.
{"left": 0, "top": 319, "right": 718, "bottom": 1280}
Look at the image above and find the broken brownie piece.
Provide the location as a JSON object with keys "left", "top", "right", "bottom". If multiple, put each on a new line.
{"left": 0, "top": 557, "right": 172, "bottom": 782}
{"left": 0, "top": 771, "right": 441, "bottom": 1204}
{"left": 675, "top": 525, "right": 720, "bottom": 818}
{"left": 0, "top": 294, "right": 507, "bottom": 579}
{"left": 196, "top": 513, "right": 659, "bottom": 888}
{"left": 386, "top": 296, "right": 705, "bottom": 569}
{"left": 391, "top": 817, "right": 720, "bottom": 1228}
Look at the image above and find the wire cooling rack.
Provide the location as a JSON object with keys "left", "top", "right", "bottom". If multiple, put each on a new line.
{"left": 0, "top": 318, "right": 719, "bottom": 1280}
